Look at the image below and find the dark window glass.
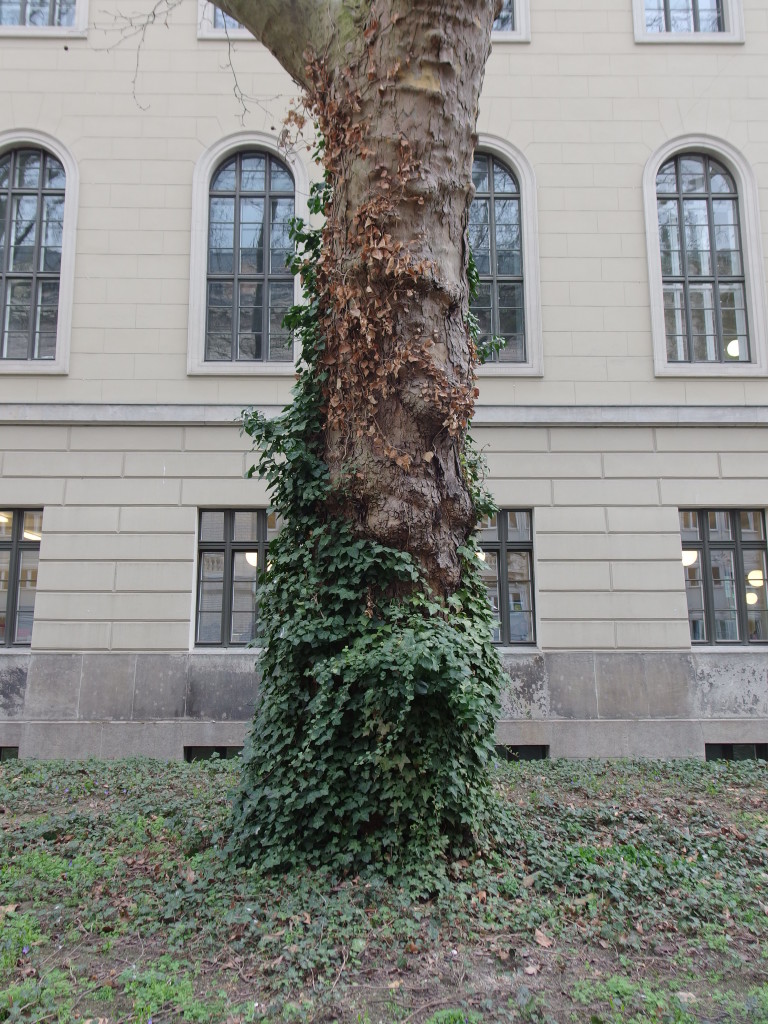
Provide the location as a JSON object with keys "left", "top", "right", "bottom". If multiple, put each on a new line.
{"left": 644, "top": 0, "right": 723, "bottom": 33}
{"left": 0, "top": 149, "right": 64, "bottom": 361}
{"left": 196, "top": 509, "right": 280, "bottom": 646}
{"left": 0, "top": 509, "right": 41, "bottom": 646}
{"left": 206, "top": 151, "right": 294, "bottom": 363}
{"left": 680, "top": 509, "right": 768, "bottom": 645}
{"left": 477, "top": 510, "right": 535, "bottom": 645}
{"left": 493, "top": 0, "right": 515, "bottom": 31}
{"left": 469, "top": 154, "right": 525, "bottom": 363}
{"left": 658, "top": 154, "right": 748, "bottom": 364}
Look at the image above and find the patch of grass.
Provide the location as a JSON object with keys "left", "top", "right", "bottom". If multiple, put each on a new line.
{"left": 1, "top": 757, "right": 766, "bottom": 1022}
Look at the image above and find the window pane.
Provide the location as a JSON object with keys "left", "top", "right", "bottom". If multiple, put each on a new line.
{"left": 657, "top": 200, "right": 681, "bottom": 276}
{"left": 682, "top": 199, "right": 711, "bottom": 275}
{"left": 206, "top": 280, "right": 233, "bottom": 360}
{"left": 479, "top": 549, "right": 501, "bottom": 642}
{"left": 22, "top": 511, "right": 42, "bottom": 539}
{"left": 644, "top": 0, "right": 666, "bottom": 32}
{"left": 689, "top": 284, "right": 716, "bottom": 362}
{"left": 40, "top": 195, "right": 63, "bottom": 272}
{"left": 0, "top": 196, "right": 6, "bottom": 256}
{"left": 240, "top": 155, "right": 265, "bottom": 192}
{"left": 472, "top": 155, "right": 489, "bottom": 193}
{"left": 211, "top": 158, "right": 237, "bottom": 192}
{"left": 197, "top": 552, "right": 224, "bottom": 643}
{"left": 208, "top": 197, "right": 235, "bottom": 274}
{"left": 708, "top": 510, "right": 732, "bottom": 541}
{"left": 495, "top": 199, "right": 521, "bottom": 276}
{"left": 233, "top": 511, "right": 259, "bottom": 542}
{"left": 744, "top": 549, "right": 768, "bottom": 643}
{"left": 268, "top": 282, "right": 294, "bottom": 361}
{"left": 0, "top": 511, "right": 13, "bottom": 539}
{"left": 719, "top": 284, "right": 748, "bottom": 362}
{"left": 712, "top": 199, "right": 741, "bottom": 276}
{"left": 13, "top": 150, "right": 40, "bottom": 188}
{"left": 669, "top": 0, "right": 694, "bottom": 33}
{"left": 679, "top": 510, "right": 700, "bottom": 540}
{"left": 213, "top": 7, "right": 240, "bottom": 30}
{"left": 200, "top": 510, "right": 225, "bottom": 541}
{"left": 493, "top": 160, "right": 518, "bottom": 194}
{"left": 0, "top": 154, "right": 9, "bottom": 189}
{"left": 3, "top": 280, "right": 33, "bottom": 359}
{"left": 10, "top": 195, "right": 38, "bottom": 272}
{"left": 14, "top": 549, "right": 37, "bottom": 644}
{"left": 471, "top": 281, "right": 493, "bottom": 352}
{"left": 270, "top": 197, "right": 294, "bottom": 273}
{"left": 507, "top": 551, "right": 533, "bottom": 643}
{"left": 266, "top": 511, "right": 281, "bottom": 540}
{"left": 507, "top": 510, "right": 531, "bottom": 542}
{"left": 656, "top": 160, "right": 677, "bottom": 193}
{"left": 0, "top": 550, "right": 8, "bottom": 644}
{"left": 492, "top": 0, "right": 514, "bottom": 32}
{"left": 270, "top": 160, "right": 293, "bottom": 192}
{"left": 35, "top": 280, "right": 58, "bottom": 360}
{"left": 709, "top": 160, "right": 735, "bottom": 194}
{"left": 740, "top": 511, "right": 764, "bottom": 542}
{"left": 44, "top": 156, "right": 66, "bottom": 189}
{"left": 476, "top": 514, "right": 498, "bottom": 543}
{"left": 468, "top": 199, "right": 490, "bottom": 274}
{"left": 697, "top": 0, "right": 721, "bottom": 31}
{"left": 231, "top": 552, "right": 258, "bottom": 643}
{"left": 239, "top": 197, "right": 264, "bottom": 274}
{"left": 710, "top": 549, "right": 739, "bottom": 641}
{"left": 680, "top": 156, "right": 705, "bottom": 193}
{"left": 663, "top": 283, "right": 687, "bottom": 361}
{"left": 684, "top": 551, "right": 707, "bottom": 642}
{"left": 237, "top": 281, "right": 263, "bottom": 360}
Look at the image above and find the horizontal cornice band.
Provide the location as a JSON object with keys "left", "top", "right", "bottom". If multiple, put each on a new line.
{"left": 1, "top": 404, "right": 768, "bottom": 428}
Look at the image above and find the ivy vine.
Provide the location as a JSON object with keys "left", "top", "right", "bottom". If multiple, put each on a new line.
{"left": 226, "top": 166, "right": 507, "bottom": 880}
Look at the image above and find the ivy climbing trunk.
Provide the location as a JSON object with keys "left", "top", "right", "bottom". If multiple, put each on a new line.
{"left": 219, "top": 0, "right": 506, "bottom": 874}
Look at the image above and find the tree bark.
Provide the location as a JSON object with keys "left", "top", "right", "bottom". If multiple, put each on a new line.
{"left": 215, "top": 0, "right": 499, "bottom": 596}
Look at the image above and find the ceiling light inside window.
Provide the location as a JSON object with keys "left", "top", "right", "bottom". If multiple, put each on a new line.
{"left": 245, "top": 552, "right": 259, "bottom": 567}
{"left": 746, "top": 591, "right": 759, "bottom": 605}
{"left": 747, "top": 569, "right": 765, "bottom": 588}
{"left": 726, "top": 339, "right": 740, "bottom": 358}
{"left": 681, "top": 550, "right": 698, "bottom": 567}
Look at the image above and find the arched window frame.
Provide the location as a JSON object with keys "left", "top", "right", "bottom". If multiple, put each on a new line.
{"left": 643, "top": 135, "right": 768, "bottom": 378}
{"left": 632, "top": 0, "right": 744, "bottom": 43}
{"left": 0, "top": 0, "right": 88, "bottom": 36}
{"left": 474, "top": 136, "right": 542, "bottom": 377}
{"left": 188, "top": 133, "right": 310, "bottom": 376}
{"left": 491, "top": 0, "right": 531, "bottom": 43}
{"left": 0, "top": 129, "right": 78, "bottom": 376}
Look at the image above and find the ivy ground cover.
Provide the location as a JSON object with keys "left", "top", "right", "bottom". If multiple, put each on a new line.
{"left": 1, "top": 757, "right": 766, "bottom": 1023}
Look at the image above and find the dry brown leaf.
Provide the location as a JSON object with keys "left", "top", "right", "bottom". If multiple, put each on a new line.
{"left": 0, "top": 904, "right": 18, "bottom": 922}
{"left": 534, "top": 928, "right": 553, "bottom": 948}
{"left": 524, "top": 964, "right": 542, "bottom": 976}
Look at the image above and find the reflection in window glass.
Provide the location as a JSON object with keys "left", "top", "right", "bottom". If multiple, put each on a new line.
{"left": 493, "top": 0, "right": 515, "bottom": 32}
{"left": 206, "top": 152, "right": 294, "bottom": 363}
{"left": 680, "top": 509, "right": 768, "bottom": 645}
{"left": 657, "top": 154, "right": 748, "bottom": 364}
{"left": 477, "top": 510, "right": 535, "bottom": 645}
{"left": 0, "top": 509, "right": 41, "bottom": 646}
{"left": 644, "top": 0, "right": 723, "bottom": 32}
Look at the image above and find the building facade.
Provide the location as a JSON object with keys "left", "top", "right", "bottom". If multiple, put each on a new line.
{"left": 1, "top": 0, "right": 767, "bottom": 760}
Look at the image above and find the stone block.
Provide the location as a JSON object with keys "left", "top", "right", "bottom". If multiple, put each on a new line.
{"left": 133, "top": 654, "right": 188, "bottom": 719}
{"left": 692, "top": 653, "right": 768, "bottom": 718}
{"left": 547, "top": 652, "right": 598, "bottom": 718}
{"left": 20, "top": 722, "right": 103, "bottom": 759}
{"left": 499, "top": 653, "right": 550, "bottom": 718}
{"left": 186, "top": 653, "right": 260, "bottom": 720}
{"left": 98, "top": 722, "right": 183, "bottom": 759}
{"left": 79, "top": 653, "right": 136, "bottom": 720}
{"left": 23, "top": 654, "right": 83, "bottom": 720}
{"left": 641, "top": 654, "right": 695, "bottom": 718}
{"left": 0, "top": 655, "right": 29, "bottom": 720}
{"left": 595, "top": 653, "right": 650, "bottom": 718}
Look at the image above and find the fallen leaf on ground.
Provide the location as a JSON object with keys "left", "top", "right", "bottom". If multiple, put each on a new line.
{"left": 534, "top": 928, "right": 553, "bottom": 948}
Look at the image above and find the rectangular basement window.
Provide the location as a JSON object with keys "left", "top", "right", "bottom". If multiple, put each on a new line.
{"left": 183, "top": 745, "right": 242, "bottom": 762}
{"left": 0, "top": 747, "right": 19, "bottom": 762}
{"left": 496, "top": 744, "right": 549, "bottom": 761}
{"left": 705, "top": 742, "right": 768, "bottom": 761}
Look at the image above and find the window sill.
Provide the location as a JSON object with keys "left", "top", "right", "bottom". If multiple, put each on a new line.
{"left": 654, "top": 361, "right": 767, "bottom": 378}
{"left": 197, "top": 29, "right": 257, "bottom": 40}
{"left": 187, "top": 361, "right": 297, "bottom": 377}
{"left": 491, "top": 32, "right": 531, "bottom": 43}
{"left": 0, "top": 359, "right": 67, "bottom": 375}
{"left": 476, "top": 362, "right": 542, "bottom": 377}
{"left": 634, "top": 31, "right": 744, "bottom": 44}
{"left": 0, "top": 26, "right": 87, "bottom": 37}
{"left": 691, "top": 644, "right": 768, "bottom": 651}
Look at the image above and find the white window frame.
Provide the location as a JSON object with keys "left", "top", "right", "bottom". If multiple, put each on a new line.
{"left": 632, "top": 0, "right": 744, "bottom": 43}
{"left": 0, "top": 129, "right": 78, "bottom": 376}
{"left": 188, "top": 132, "right": 310, "bottom": 376}
{"left": 197, "top": 0, "right": 254, "bottom": 39}
{"left": 474, "top": 135, "right": 542, "bottom": 378}
{"left": 643, "top": 134, "right": 768, "bottom": 378}
{"left": 0, "top": 0, "right": 87, "bottom": 36}
{"left": 491, "top": 0, "right": 531, "bottom": 43}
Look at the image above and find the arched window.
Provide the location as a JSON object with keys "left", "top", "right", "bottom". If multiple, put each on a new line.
{"left": 657, "top": 153, "right": 747, "bottom": 364}
{"left": 469, "top": 153, "right": 525, "bottom": 364}
{"left": 0, "top": 147, "right": 65, "bottom": 362}
{"left": 205, "top": 151, "right": 295, "bottom": 363}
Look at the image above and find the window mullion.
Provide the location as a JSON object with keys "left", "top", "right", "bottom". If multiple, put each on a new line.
{"left": 663, "top": 0, "right": 672, "bottom": 31}
{"left": 488, "top": 165, "right": 499, "bottom": 342}
{"left": 733, "top": 512, "right": 749, "bottom": 644}
{"left": 701, "top": 517, "right": 716, "bottom": 644}
{"left": 677, "top": 166, "right": 695, "bottom": 362}
{"left": 705, "top": 159, "right": 726, "bottom": 361}
{"left": 263, "top": 159, "right": 272, "bottom": 362}
{"left": 231, "top": 160, "right": 241, "bottom": 362}
{"left": 223, "top": 511, "right": 235, "bottom": 645}
{"left": 692, "top": 0, "right": 700, "bottom": 32}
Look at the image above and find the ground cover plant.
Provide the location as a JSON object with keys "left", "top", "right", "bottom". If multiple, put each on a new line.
{"left": 1, "top": 756, "right": 766, "bottom": 1023}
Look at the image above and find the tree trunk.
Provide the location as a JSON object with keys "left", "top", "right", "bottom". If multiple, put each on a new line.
{"left": 310, "top": 0, "right": 496, "bottom": 596}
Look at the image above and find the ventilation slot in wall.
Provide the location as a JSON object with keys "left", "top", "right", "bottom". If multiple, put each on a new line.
{"left": 184, "top": 746, "right": 243, "bottom": 763}
{"left": 495, "top": 744, "right": 549, "bottom": 762}
{"left": 705, "top": 742, "right": 768, "bottom": 762}
{"left": 0, "top": 747, "right": 19, "bottom": 762}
